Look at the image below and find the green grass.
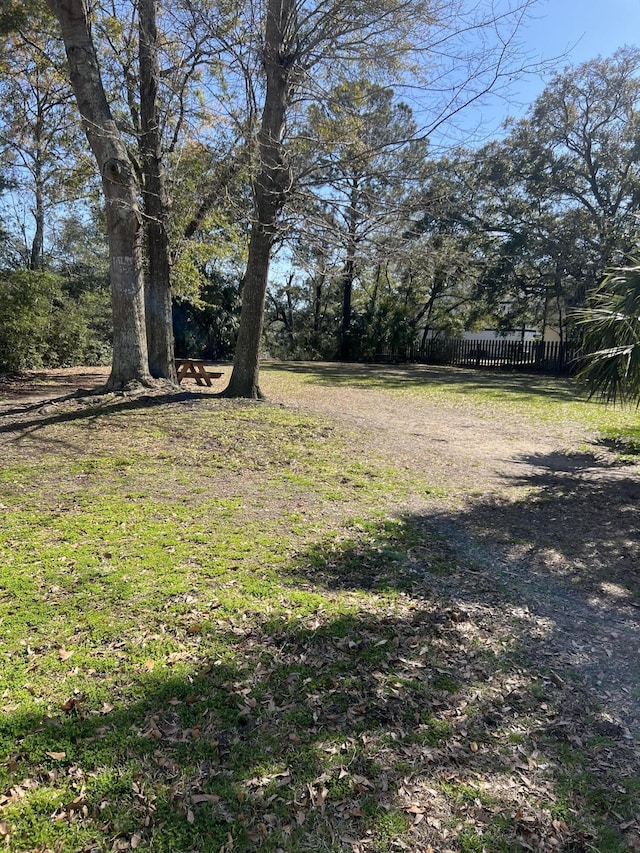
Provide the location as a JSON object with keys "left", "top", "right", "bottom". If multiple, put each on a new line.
{"left": 264, "top": 360, "right": 640, "bottom": 433}
{"left": 0, "top": 366, "right": 638, "bottom": 852}
{"left": 600, "top": 423, "right": 640, "bottom": 459}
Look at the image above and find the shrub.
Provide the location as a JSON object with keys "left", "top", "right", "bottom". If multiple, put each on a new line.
{"left": 0, "top": 269, "right": 112, "bottom": 373}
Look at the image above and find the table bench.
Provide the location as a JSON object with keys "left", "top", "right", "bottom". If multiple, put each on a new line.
{"left": 175, "top": 359, "right": 224, "bottom": 387}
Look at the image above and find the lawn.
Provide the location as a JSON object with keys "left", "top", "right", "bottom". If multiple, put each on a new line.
{"left": 0, "top": 364, "right": 638, "bottom": 852}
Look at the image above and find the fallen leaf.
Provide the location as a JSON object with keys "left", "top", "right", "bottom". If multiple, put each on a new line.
{"left": 46, "top": 751, "right": 66, "bottom": 760}
{"left": 144, "top": 659, "right": 155, "bottom": 672}
{"left": 58, "top": 648, "right": 74, "bottom": 661}
{"left": 191, "top": 794, "right": 220, "bottom": 804}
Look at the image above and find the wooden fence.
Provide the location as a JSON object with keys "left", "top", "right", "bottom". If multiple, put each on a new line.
{"left": 375, "top": 338, "right": 580, "bottom": 375}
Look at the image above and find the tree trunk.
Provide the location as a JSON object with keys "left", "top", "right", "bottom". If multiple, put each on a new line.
{"left": 27, "top": 91, "right": 46, "bottom": 270}
{"left": 30, "top": 154, "right": 44, "bottom": 270}
{"left": 46, "top": 0, "right": 150, "bottom": 389}
{"left": 224, "top": 0, "right": 295, "bottom": 399}
{"left": 139, "top": 0, "right": 176, "bottom": 381}
{"left": 102, "top": 157, "right": 150, "bottom": 389}
{"left": 285, "top": 272, "right": 295, "bottom": 348}
{"left": 339, "top": 255, "right": 355, "bottom": 361}
{"left": 338, "top": 182, "right": 359, "bottom": 361}
{"left": 313, "top": 277, "right": 323, "bottom": 336}
{"left": 225, "top": 222, "right": 274, "bottom": 398}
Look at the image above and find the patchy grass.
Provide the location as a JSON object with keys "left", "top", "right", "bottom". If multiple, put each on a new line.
{"left": 599, "top": 423, "right": 640, "bottom": 460}
{"left": 263, "top": 361, "right": 640, "bottom": 433}
{"left": 0, "top": 374, "right": 638, "bottom": 852}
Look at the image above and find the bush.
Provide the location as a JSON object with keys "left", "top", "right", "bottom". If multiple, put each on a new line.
{"left": 0, "top": 270, "right": 57, "bottom": 372}
{"left": 0, "top": 269, "right": 112, "bottom": 373}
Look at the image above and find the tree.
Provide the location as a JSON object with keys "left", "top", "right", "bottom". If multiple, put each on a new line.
{"left": 0, "top": 10, "right": 88, "bottom": 271}
{"left": 83, "top": 1, "right": 245, "bottom": 382}
{"left": 493, "top": 48, "right": 640, "bottom": 337}
{"left": 217, "top": 0, "right": 541, "bottom": 397}
{"left": 221, "top": 0, "right": 296, "bottom": 398}
{"left": 46, "top": 0, "right": 151, "bottom": 389}
{"left": 521, "top": 47, "right": 640, "bottom": 265}
{"left": 406, "top": 49, "right": 640, "bottom": 349}
{"left": 296, "top": 80, "right": 427, "bottom": 359}
{"left": 139, "top": 0, "right": 176, "bottom": 380}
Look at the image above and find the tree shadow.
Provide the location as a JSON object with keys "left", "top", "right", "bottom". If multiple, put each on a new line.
{"left": 442, "top": 449, "right": 640, "bottom": 604}
{"left": 3, "top": 527, "right": 637, "bottom": 852}
{"left": 290, "top": 511, "right": 640, "bottom": 698}
{"left": 0, "top": 389, "right": 222, "bottom": 438}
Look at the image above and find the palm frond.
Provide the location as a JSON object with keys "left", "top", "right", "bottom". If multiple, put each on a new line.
{"left": 574, "top": 259, "right": 640, "bottom": 405}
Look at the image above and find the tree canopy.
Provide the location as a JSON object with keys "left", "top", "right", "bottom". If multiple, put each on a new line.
{"left": 0, "top": 3, "right": 638, "bottom": 393}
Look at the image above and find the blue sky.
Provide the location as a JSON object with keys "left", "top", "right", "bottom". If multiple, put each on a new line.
{"left": 427, "top": 0, "right": 640, "bottom": 146}
{"left": 497, "top": 0, "right": 640, "bottom": 122}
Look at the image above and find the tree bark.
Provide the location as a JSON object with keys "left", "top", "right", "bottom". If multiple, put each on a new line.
{"left": 46, "top": 0, "right": 150, "bottom": 389}
{"left": 224, "top": 0, "right": 295, "bottom": 399}
{"left": 25, "top": 90, "right": 46, "bottom": 270}
{"left": 338, "top": 185, "right": 360, "bottom": 361}
{"left": 30, "top": 152, "right": 44, "bottom": 270}
{"left": 339, "top": 254, "right": 355, "bottom": 361}
{"left": 139, "top": 0, "right": 176, "bottom": 381}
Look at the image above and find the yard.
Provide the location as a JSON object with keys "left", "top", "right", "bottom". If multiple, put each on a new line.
{"left": 0, "top": 363, "right": 638, "bottom": 852}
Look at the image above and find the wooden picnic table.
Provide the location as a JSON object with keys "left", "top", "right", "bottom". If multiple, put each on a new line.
{"left": 175, "top": 358, "right": 224, "bottom": 387}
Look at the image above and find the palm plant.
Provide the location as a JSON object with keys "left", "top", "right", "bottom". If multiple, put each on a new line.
{"left": 576, "top": 259, "right": 640, "bottom": 404}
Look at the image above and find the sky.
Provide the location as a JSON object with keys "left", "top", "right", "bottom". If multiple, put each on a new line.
{"left": 496, "top": 0, "right": 638, "bottom": 120}
{"left": 431, "top": 0, "right": 640, "bottom": 147}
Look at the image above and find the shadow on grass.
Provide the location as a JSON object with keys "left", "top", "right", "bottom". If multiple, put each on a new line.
{"left": 437, "top": 449, "right": 640, "bottom": 603}
{"left": 0, "top": 390, "right": 223, "bottom": 438}
{"left": 3, "top": 524, "right": 638, "bottom": 852}
{"left": 264, "top": 361, "right": 583, "bottom": 405}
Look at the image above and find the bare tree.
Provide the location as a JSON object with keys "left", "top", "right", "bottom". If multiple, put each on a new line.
{"left": 0, "top": 13, "right": 86, "bottom": 271}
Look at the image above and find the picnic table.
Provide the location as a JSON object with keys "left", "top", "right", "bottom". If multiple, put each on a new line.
{"left": 175, "top": 358, "right": 224, "bottom": 387}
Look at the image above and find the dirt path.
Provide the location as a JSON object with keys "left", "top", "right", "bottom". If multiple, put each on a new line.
{"left": 263, "top": 365, "right": 640, "bottom": 738}
{"left": 2, "top": 364, "right": 639, "bottom": 738}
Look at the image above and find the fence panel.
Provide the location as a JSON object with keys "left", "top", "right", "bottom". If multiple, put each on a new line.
{"left": 374, "top": 339, "right": 579, "bottom": 375}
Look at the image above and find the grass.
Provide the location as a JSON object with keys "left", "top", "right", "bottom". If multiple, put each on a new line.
{"left": 0, "top": 364, "right": 638, "bottom": 852}
{"left": 600, "top": 423, "right": 640, "bottom": 459}
{"left": 265, "top": 360, "right": 640, "bottom": 434}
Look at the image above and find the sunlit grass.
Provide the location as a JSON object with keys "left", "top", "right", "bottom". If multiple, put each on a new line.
{"left": 0, "top": 372, "right": 637, "bottom": 852}
{"left": 261, "top": 361, "right": 640, "bottom": 434}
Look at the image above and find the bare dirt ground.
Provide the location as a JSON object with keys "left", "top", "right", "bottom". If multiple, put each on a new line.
{"left": 2, "top": 363, "right": 639, "bottom": 742}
